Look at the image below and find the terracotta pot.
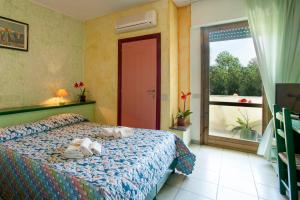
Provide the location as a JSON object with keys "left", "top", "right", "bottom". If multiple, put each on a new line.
{"left": 80, "top": 95, "right": 86, "bottom": 102}
{"left": 177, "top": 117, "right": 186, "bottom": 126}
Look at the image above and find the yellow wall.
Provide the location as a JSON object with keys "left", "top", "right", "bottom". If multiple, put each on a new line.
{"left": 85, "top": 0, "right": 176, "bottom": 129}
{"left": 0, "top": 0, "right": 188, "bottom": 129}
{"left": 178, "top": 6, "right": 191, "bottom": 110}
{"left": 0, "top": 0, "right": 84, "bottom": 108}
{"left": 169, "top": 0, "right": 179, "bottom": 126}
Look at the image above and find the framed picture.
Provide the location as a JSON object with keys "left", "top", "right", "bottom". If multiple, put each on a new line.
{"left": 0, "top": 16, "right": 28, "bottom": 51}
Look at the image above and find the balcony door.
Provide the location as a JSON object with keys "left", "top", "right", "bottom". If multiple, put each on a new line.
{"left": 200, "top": 21, "right": 263, "bottom": 152}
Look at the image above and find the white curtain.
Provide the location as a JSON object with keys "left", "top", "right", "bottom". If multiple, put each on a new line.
{"left": 247, "top": 0, "right": 300, "bottom": 159}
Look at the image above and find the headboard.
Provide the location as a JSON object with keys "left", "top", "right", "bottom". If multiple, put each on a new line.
{"left": 0, "top": 101, "right": 95, "bottom": 128}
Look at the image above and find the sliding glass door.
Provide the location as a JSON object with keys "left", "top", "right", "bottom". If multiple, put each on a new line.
{"left": 201, "top": 21, "right": 263, "bottom": 152}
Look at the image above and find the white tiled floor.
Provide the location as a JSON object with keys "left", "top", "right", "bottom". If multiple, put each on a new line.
{"left": 157, "top": 144, "right": 288, "bottom": 200}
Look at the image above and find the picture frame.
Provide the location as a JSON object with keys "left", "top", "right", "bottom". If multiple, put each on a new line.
{"left": 0, "top": 16, "right": 29, "bottom": 51}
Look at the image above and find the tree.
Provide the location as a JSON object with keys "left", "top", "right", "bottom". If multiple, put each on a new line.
{"left": 240, "top": 58, "right": 262, "bottom": 96}
{"left": 209, "top": 65, "right": 227, "bottom": 95}
{"left": 210, "top": 51, "right": 262, "bottom": 96}
{"left": 210, "top": 51, "right": 243, "bottom": 95}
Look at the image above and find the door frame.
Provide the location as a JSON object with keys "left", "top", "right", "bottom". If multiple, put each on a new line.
{"left": 200, "top": 21, "right": 260, "bottom": 153}
{"left": 117, "top": 33, "right": 161, "bottom": 129}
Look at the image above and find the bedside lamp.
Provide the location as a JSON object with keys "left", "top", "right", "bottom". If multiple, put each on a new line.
{"left": 56, "top": 89, "right": 68, "bottom": 105}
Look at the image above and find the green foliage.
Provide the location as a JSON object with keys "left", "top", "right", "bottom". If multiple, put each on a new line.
{"left": 210, "top": 51, "right": 262, "bottom": 96}
{"left": 177, "top": 109, "right": 193, "bottom": 119}
{"left": 231, "top": 111, "right": 255, "bottom": 135}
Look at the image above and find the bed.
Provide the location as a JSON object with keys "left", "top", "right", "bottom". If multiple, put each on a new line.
{"left": 0, "top": 113, "right": 195, "bottom": 200}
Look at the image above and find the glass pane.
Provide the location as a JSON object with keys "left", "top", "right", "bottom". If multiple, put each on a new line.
{"left": 209, "top": 105, "right": 262, "bottom": 142}
{"left": 208, "top": 26, "right": 262, "bottom": 142}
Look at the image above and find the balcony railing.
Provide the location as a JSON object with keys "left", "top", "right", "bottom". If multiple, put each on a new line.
{"left": 209, "top": 95, "right": 263, "bottom": 142}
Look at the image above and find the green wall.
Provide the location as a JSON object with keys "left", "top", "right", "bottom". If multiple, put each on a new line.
{"left": 0, "top": 0, "right": 84, "bottom": 109}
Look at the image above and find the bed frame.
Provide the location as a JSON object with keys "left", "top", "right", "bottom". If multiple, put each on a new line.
{"left": 0, "top": 101, "right": 176, "bottom": 199}
{"left": 145, "top": 159, "right": 177, "bottom": 200}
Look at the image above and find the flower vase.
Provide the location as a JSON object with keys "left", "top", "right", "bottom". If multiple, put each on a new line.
{"left": 177, "top": 117, "right": 186, "bottom": 126}
{"left": 80, "top": 95, "right": 86, "bottom": 102}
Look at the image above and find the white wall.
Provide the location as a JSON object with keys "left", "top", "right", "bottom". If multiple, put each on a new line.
{"left": 190, "top": 0, "right": 247, "bottom": 142}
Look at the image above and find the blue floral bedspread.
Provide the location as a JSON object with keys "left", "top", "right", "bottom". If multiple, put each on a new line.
{"left": 0, "top": 114, "right": 195, "bottom": 200}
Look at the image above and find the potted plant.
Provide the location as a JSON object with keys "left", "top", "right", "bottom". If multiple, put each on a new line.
{"left": 231, "top": 111, "right": 257, "bottom": 140}
{"left": 74, "top": 81, "right": 86, "bottom": 102}
{"left": 176, "top": 91, "right": 192, "bottom": 126}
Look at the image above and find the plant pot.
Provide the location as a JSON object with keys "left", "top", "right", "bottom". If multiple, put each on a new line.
{"left": 177, "top": 117, "right": 186, "bottom": 126}
{"left": 79, "top": 95, "right": 86, "bottom": 102}
{"left": 240, "top": 130, "right": 257, "bottom": 141}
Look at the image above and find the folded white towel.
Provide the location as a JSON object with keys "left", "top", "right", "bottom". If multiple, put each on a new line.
{"left": 80, "top": 138, "right": 93, "bottom": 156}
{"left": 71, "top": 138, "right": 84, "bottom": 145}
{"left": 64, "top": 138, "right": 102, "bottom": 159}
{"left": 90, "top": 141, "right": 102, "bottom": 155}
{"left": 102, "top": 127, "right": 134, "bottom": 139}
{"left": 63, "top": 145, "right": 84, "bottom": 159}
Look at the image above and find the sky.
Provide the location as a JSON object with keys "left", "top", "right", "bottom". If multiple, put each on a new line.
{"left": 209, "top": 38, "right": 257, "bottom": 66}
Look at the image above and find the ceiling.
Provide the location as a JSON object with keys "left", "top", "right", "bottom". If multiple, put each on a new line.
{"left": 30, "top": 0, "right": 157, "bottom": 21}
{"left": 30, "top": 0, "right": 196, "bottom": 21}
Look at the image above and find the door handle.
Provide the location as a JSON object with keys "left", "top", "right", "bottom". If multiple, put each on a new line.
{"left": 146, "top": 89, "right": 156, "bottom": 93}
{"left": 147, "top": 89, "right": 156, "bottom": 99}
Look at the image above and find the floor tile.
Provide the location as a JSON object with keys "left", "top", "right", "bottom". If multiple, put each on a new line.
{"left": 194, "top": 156, "right": 221, "bottom": 173}
{"left": 253, "top": 170, "right": 279, "bottom": 188}
{"left": 251, "top": 164, "right": 276, "bottom": 178}
{"left": 222, "top": 157, "right": 251, "bottom": 169}
{"left": 217, "top": 187, "right": 258, "bottom": 200}
{"left": 220, "top": 165, "right": 253, "bottom": 180}
{"left": 188, "top": 168, "right": 219, "bottom": 184}
{"left": 175, "top": 189, "right": 213, "bottom": 200}
{"left": 219, "top": 175, "right": 257, "bottom": 196}
{"left": 157, "top": 184, "right": 180, "bottom": 200}
{"left": 181, "top": 177, "right": 218, "bottom": 199}
{"left": 158, "top": 145, "right": 287, "bottom": 200}
{"left": 166, "top": 173, "right": 186, "bottom": 188}
{"left": 256, "top": 183, "right": 287, "bottom": 200}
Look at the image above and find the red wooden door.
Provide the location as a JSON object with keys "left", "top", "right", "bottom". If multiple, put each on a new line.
{"left": 118, "top": 34, "right": 161, "bottom": 129}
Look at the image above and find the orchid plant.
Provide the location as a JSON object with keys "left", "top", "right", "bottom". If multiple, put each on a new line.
{"left": 177, "top": 91, "right": 192, "bottom": 119}
{"left": 74, "top": 81, "right": 86, "bottom": 97}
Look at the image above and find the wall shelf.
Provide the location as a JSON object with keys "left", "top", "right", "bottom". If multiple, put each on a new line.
{"left": 0, "top": 101, "right": 96, "bottom": 116}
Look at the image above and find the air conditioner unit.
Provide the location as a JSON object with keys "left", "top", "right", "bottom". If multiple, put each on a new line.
{"left": 115, "top": 10, "right": 157, "bottom": 33}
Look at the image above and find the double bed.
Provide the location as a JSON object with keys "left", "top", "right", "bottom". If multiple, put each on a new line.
{"left": 0, "top": 113, "right": 195, "bottom": 199}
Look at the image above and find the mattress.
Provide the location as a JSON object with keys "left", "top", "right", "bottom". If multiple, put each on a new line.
{"left": 0, "top": 114, "right": 195, "bottom": 200}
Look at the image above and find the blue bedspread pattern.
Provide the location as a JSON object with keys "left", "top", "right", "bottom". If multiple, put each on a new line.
{"left": 175, "top": 138, "right": 196, "bottom": 175}
{"left": 0, "top": 114, "right": 195, "bottom": 199}
{"left": 0, "top": 113, "right": 87, "bottom": 143}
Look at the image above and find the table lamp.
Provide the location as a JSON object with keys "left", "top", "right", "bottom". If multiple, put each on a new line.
{"left": 56, "top": 89, "right": 68, "bottom": 105}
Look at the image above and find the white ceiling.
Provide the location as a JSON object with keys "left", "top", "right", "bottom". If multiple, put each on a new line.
{"left": 30, "top": 0, "right": 158, "bottom": 21}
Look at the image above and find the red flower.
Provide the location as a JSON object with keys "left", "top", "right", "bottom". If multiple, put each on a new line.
{"left": 79, "top": 81, "right": 84, "bottom": 87}
{"left": 181, "top": 91, "right": 191, "bottom": 101}
{"left": 238, "top": 98, "right": 248, "bottom": 103}
{"left": 74, "top": 82, "right": 79, "bottom": 88}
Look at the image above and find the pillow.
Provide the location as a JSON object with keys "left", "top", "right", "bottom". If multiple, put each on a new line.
{"left": 0, "top": 122, "right": 50, "bottom": 143}
{"left": 46, "top": 113, "right": 88, "bottom": 127}
{"left": 0, "top": 113, "right": 88, "bottom": 143}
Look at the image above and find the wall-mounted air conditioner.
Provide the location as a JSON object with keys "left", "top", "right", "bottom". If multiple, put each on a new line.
{"left": 115, "top": 10, "right": 157, "bottom": 33}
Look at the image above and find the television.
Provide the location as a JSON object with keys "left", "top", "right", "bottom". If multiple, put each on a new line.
{"left": 276, "top": 83, "right": 300, "bottom": 114}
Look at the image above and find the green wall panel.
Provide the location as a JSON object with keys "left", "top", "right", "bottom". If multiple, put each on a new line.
{"left": 0, "top": 103, "right": 95, "bottom": 127}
